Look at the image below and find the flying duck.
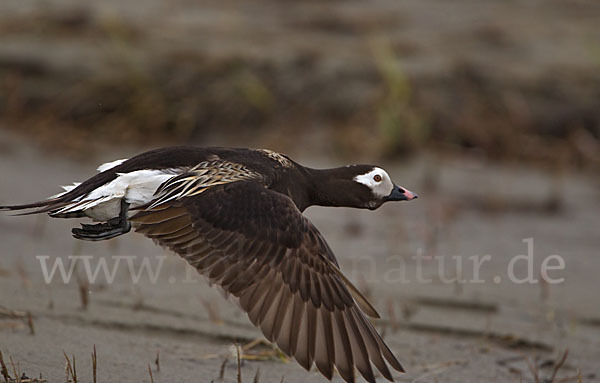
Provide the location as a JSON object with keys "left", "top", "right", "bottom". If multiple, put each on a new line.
{"left": 1, "top": 146, "right": 417, "bottom": 383}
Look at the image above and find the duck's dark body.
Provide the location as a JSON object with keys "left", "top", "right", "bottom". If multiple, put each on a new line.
{"left": 46, "top": 146, "right": 378, "bottom": 213}
{"left": 1, "top": 146, "right": 417, "bottom": 383}
{"left": 59, "top": 146, "right": 297, "bottom": 206}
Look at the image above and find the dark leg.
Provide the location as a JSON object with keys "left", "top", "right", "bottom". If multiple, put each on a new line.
{"left": 72, "top": 200, "right": 131, "bottom": 241}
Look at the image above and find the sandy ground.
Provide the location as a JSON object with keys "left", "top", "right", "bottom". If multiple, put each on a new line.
{"left": 1, "top": 130, "right": 599, "bottom": 382}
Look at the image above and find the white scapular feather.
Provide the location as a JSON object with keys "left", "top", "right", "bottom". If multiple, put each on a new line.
{"left": 96, "top": 159, "right": 127, "bottom": 173}
{"left": 53, "top": 169, "right": 177, "bottom": 221}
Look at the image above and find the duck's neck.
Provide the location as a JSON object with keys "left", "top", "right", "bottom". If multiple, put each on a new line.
{"left": 299, "top": 166, "right": 360, "bottom": 210}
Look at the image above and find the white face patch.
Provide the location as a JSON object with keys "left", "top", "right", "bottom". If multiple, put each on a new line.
{"left": 353, "top": 167, "right": 394, "bottom": 198}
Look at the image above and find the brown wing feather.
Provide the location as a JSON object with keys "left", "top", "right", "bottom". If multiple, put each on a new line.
{"left": 130, "top": 181, "right": 405, "bottom": 383}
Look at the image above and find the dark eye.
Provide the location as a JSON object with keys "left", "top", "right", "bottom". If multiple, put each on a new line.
{"left": 373, "top": 174, "right": 382, "bottom": 182}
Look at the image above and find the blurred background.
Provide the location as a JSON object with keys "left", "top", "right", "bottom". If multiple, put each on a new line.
{"left": 1, "top": 0, "right": 599, "bottom": 382}
{"left": 1, "top": 0, "right": 599, "bottom": 166}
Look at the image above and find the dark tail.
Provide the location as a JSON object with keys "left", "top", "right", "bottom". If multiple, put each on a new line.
{"left": 0, "top": 198, "right": 72, "bottom": 216}
{"left": 2, "top": 158, "right": 130, "bottom": 218}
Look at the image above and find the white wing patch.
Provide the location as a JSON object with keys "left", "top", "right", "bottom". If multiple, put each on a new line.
{"left": 51, "top": 158, "right": 128, "bottom": 200}
{"left": 88, "top": 170, "right": 174, "bottom": 206}
{"left": 53, "top": 169, "right": 177, "bottom": 221}
{"left": 353, "top": 167, "right": 394, "bottom": 198}
{"left": 97, "top": 159, "right": 127, "bottom": 172}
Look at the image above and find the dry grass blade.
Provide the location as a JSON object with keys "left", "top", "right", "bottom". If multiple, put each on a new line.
{"left": 0, "top": 321, "right": 25, "bottom": 331}
{"left": 386, "top": 298, "right": 399, "bottom": 332}
{"left": 9, "top": 357, "right": 20, "bottom": 383}
{"left": 92, "top": 345, "right": 97, "bottom": 383}
{"left": 556, "top": 370, "right": 583, "bottom": 383}
{"left": 26, "top": 312, "right": 34, "bottom": 335}
{"left": 63, "top": 352, "right": 77, "bottom": 383}
{"left": 72, "top": 355, "right": 77, "bottom": 383}
{"left": 239, "top": 338, "right": 287, "bottom": 362}
{"left": 549, "top": 349, "right": 568, "bottom": 383}
{"left": 77, "top": 275, "right": 89, "bottom": 311}
{"left": 525, "top": 355, "right": 540, "bottom": 383}
{"left": 154, "top": 350, "right": 160, "bottom": 372}
{"left": 0, "top": 350, "right": 11, "bottom": 383}
{"left": 236, "top": 345, "right": 242, "bottom": 383}
{"left": 147, "top": 363, "right": 154, "bottom": 383}
{"left": 47, "top": 294, "right": 54, "bottom": 311}
{"left": 219, "top": 358, "right": 227, "bottom": 380}
{"left": 15, "top": 258, "right": 31, "bottom": 290}
{"left": 253, "top": 368, "right": 260, "bottom": 383}
{"left": 200, "top": 298, "right": 223, "bottom": 325}
{"left": 539, "top": 273, "right": 549, "bottom": 302}
{"left": 0, "top": 307, "right": 27, "bottom": 319}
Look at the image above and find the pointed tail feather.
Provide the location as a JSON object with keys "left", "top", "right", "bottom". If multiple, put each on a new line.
{"left": 0, "top": 199, "right": 72, "bottom": 216}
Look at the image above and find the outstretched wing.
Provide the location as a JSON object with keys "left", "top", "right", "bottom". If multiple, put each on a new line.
{"left": 130, "top": 181, "right": 404, "bottom": 383}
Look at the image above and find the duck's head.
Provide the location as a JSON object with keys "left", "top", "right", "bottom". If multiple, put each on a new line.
{"left": 310, "top": 165, "right": 417, "bottom": 210}
{"left": 350, "top": 165, "right": 418, "bottom": 210}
